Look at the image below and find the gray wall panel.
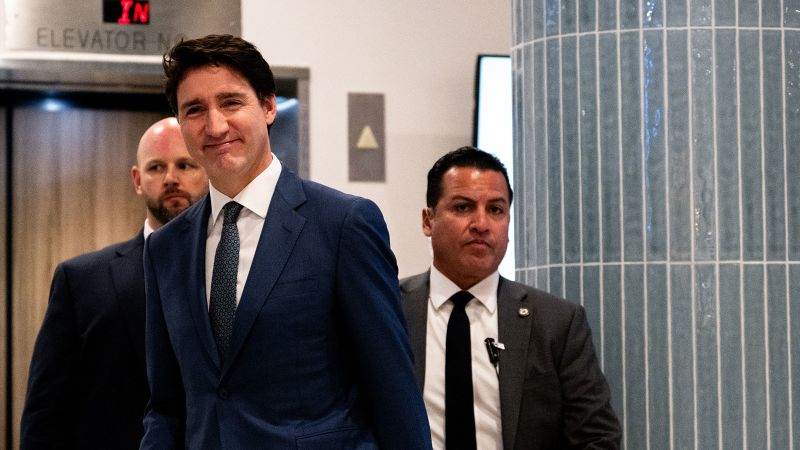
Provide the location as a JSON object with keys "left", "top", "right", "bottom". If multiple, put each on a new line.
{"left": 715, "top": 30, "right": 741, "bottom": 261}
{"left": 624, "top": 265, "right": 646, "bottom": 450}
{"left": 671, "top": 265, "right": 695, "bottom": 450}
{"left": 743, "top": 265, "right": 767, "bottom": 447}
{"left": 695, "top": 264, "right": 718, "bottom": 449}
{"left": 512, "top": 2, "right": 796, "bottom": 446}
{"left": 767, "top": 265, "right": 790, "bottom": 450}
{"left": 643, "top": 30, "right": 667, "bottom": 261}
{"left": 763, "top": 31, "right": 786, "bottom": 261}
{"left": 579, "top": 35, "right": 600, "bottom": 263}
{"left": 667, "top": 31, "right": 692, "bottom": 262}
{"left": 562, "top": 36, "right": 581, "bottom": 264}
{"left": 719, "top": 264, "right": 744, "bottom": 450}
{"left": 739, "top": 31, "right": 764, "bottom": 261}
{"left": 620, "top": 32, "right": 644, "bottom": 262}
{"left": 691, "top": 30, "right": 716, "bottom": 261}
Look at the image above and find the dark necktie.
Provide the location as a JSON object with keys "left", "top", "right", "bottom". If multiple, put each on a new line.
{"left": 209, "top": 201, "right": 243, "bottom": 359}
{"left": 445, "top": 290, "right": 477, "bottom": 450}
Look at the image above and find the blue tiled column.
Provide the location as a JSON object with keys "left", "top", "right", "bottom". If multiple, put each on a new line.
{"left": 512, "top": 1, "right": 799, "bottom": 448}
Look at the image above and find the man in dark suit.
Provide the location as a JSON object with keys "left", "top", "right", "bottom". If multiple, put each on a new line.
{"left": 140, "top": 35, "right": 431, "bottom": 449}
{"left": 401, "top": 147, "right": 621, "bottom": 450}
{"left": 20, "top": 117, "right": 208, "bottom": 450}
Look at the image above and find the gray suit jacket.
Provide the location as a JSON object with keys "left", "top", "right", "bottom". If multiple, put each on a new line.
{"left": 401, "top": 272, "right": 621, "bottom": 450}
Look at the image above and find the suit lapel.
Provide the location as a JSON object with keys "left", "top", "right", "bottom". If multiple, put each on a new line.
{"left": 400, "top": 272, "right": 430, "bottom": 387}
{"left": 497, "top": 277, "right": 531, "bottom": 450}
{"left": 109, "top": 233, "right": 146, "bottom": 372}
{"left": 222, "top": 169, "right": 306, "bottom": 376}
{"left": 178, "top": 197, "right": 223, "bottom": 369}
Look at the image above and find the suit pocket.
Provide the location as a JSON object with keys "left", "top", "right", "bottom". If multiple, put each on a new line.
{"left": 269, "top": 278, "right": 319, "bottom": 299}
{"left": 295, "top": 426, "right": 377, "bottom": 450}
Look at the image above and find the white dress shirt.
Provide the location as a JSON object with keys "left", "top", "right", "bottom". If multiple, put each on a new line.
{"left": 204, "top": 157, "right": 282, "bottom": 307}
{"left": 424, "top": 265, "right": 503, "bottom": 450}
{"left": 143, "top": 218, "right": 155, "bottom": 239}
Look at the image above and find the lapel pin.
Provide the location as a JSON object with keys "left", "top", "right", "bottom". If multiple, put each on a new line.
{"left": 518, "top": 307, "right": 530, "bottom": 317}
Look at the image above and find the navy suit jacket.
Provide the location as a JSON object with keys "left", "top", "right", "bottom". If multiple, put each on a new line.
{"left": 141, "top": 168, "right": 432, "bottom": 449}
{"left": 21, "top": 233, "right": 148, "bottom": 450}
{"left": 401, "top": 272, "right": 621, "bottom": 450}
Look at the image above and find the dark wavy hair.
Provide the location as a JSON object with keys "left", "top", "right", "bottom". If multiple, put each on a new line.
{"left": 426, "top": 146, "right": 513, "bottom": 208}
{"left": 163, "top": 34, "right": 276, "bottom": 115}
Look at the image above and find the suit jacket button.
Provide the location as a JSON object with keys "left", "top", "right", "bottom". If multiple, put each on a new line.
{"left": 218, "top": 388, "right": 229, "bottom": 400}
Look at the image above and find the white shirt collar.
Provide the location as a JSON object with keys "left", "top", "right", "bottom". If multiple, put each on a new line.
{"left": 143, "top": 218, "right": 155, "bottom": 239}
{"left": 208, "top": 156, "right": 282, "bottom": 224}
{"left": 429, "top": 265, "right": 499, "bottom": 313}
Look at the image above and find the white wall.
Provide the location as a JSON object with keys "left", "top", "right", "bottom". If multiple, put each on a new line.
{"left": 243, "top": 1, "right": 511, "bottom": 277}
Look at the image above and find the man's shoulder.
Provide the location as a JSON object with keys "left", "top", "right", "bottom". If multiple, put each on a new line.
{"left": 500, "top": 277, "right": 583, "bottom": 316}
{"left": 399, "top": 272, "right": 429, "bottom": 293}
{"left": 297, "top": 177, "right": 361, "bottom": 206}
{"left": 58, "top": 234, "right": 142, "bottom": 273}
{"left": 291, "top": 176, "right": 385, "bottom": 225}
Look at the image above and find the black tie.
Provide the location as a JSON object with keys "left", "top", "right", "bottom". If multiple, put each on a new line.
{"left": 445, "top": 290, "right": 477, "bottom": 450}
{"left": 209, "top": 201, "right": 243, "bottom": 359}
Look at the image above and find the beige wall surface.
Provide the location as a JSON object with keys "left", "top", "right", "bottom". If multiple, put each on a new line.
{"left": 10, "top": 107, "right": 162, "bottom": 446}
{"left": 242, "top": 1, "right": 511, "bottom": 277}
{"left": 0, "top": 107, "right": 7, "bottom": 448}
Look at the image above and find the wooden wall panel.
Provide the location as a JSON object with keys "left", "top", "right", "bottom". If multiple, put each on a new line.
{"left": 10, "top": 107, "right": 163, "bottom": 448}
{"left": 0, "top": 107, "right": 7, "bottom": 448}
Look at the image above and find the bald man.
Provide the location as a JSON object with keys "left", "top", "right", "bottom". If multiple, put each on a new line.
{"left": 20, "top": 118, "right": 208, "bottom": 450}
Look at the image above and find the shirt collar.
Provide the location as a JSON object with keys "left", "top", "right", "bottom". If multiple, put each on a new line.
{"left": 208, "top": 156, "right": 282, "bottom": 224}
{"left": 429, "top": 265, "right": 499, "bottom": 313}
{"left": 143, "top": 218, "right": 155, "bottom": 239}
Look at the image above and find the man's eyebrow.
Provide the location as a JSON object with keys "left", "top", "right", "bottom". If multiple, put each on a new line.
{"left": 446, "top": 195, "right": 479, "bottom": 205}
{"left": 144, "top": 159, "right": 164, "bottom": 167}
{"left": 218, "top": 92, "right": 246, "bottom": 100}
{"left": 179, "top": 92, "right": 246, "bottom": 111}
{"left": 178, "top": 98, "right": 202, "bottom": 112}
{"left": 487, "top": 197, "right": 509, "bottom": 204}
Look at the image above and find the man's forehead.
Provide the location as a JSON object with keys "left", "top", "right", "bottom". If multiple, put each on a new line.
{"left": 140, "top": 145, "right": 189, "bottom": 163}
{"left": 178, "top": 64, "right": 248, "bottom": 90}
{"left": 442, "top": 168, "right": 509, "bottom": 196}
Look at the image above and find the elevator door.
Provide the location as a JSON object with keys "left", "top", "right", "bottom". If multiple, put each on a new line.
{"left": 7, "top": 98, "right": 166, "bottom": 448}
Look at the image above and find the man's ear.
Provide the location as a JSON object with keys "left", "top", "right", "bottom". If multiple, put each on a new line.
{"left": 131, "top": 165, "right": 143, "bottom": 195}
{"left": 422, "top": 207, "right": 433, "bottom": 237}
{"left": 262, "top": 95, "right": 277, "bottom": 125}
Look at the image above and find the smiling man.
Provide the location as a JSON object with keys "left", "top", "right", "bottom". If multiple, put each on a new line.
{"left": 140, "top": 35, "right": 431, "bottom": 449}
{"left": 20, "top": 117, "right": 207, "bottom": 450}
{"left": 401, "top": 147, "right": 621, "bottom": 450}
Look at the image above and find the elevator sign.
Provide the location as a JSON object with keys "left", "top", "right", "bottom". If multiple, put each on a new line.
{"left": 103, "top": 1, "right": 150, "bottom": 25}
{"left": 1, "top": 0, "right": 240, "bottom": 55}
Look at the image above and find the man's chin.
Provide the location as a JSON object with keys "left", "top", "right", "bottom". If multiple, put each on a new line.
{"left": 164, "top": 206, "right": 189, "bottom": 219}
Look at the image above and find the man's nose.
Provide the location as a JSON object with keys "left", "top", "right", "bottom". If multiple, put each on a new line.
{"left": 205, "top": 107, "right": 229, "bottom": 137}
{"left": 163, "top": 164, "right": 179, "bottom": 185}
{"left": 470, "top": 209, "right": 490, "bottom": 232}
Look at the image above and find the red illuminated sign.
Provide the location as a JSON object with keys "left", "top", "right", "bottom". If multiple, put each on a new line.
{"left": 103, "top": 0, "right": 150, "bottom": 25}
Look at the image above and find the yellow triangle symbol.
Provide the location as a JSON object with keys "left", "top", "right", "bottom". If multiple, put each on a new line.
{"left": 356, "top": 125, "right": 380, "bottom": 149}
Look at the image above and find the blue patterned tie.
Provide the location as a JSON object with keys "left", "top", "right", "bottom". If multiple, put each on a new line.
{"left": 209, "top": 201, "right": 244, "bottom": 359}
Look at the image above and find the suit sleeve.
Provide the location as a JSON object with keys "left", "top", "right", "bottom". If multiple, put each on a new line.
{"left": 558, "top": 306, "right": 622, "bottom": 449}
{"left": 19, "top": 265, "right": 78, "bottom": 450}
{"left": 335, "top": 198, "right": 433, "bottom": 450}
{"left": 140, "top": 238, "right": 185, "bottom": 449}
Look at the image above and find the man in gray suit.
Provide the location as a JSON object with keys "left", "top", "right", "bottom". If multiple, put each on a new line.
{"left": 401, "top": 146, "right": 621, "bottom": 450}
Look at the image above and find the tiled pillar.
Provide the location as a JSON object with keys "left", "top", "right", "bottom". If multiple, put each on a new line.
{"left": 512, "top": 1, "right": 799, "bottom": 448}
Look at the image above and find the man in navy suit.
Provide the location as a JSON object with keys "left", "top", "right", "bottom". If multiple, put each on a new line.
{"left": 401, "top": 147, "right": 620, "bottom": 449}
{"left": 20, "top": 117, "right": 208, "bottom": 450}
{"left": 140, "top": 34, "right": 431, "bottom": 449}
